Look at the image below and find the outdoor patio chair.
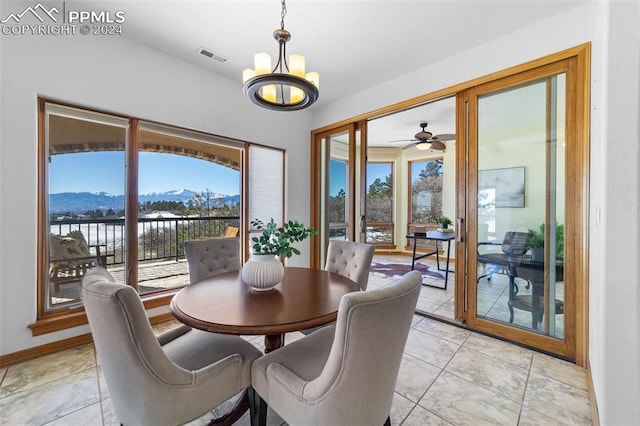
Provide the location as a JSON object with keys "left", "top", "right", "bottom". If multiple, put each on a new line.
{"left": 250, "top": 270, "right": 422, "bottom": 426}
{"left": 184, "top": 236, "right": 241, "bottom": 284}
{"left": 49, "top": 231, "right": 106, "bottom": 292}
{"left": 81, "top": 268, "right": 262, "bottom": 426}
{"left": 224, "top": 225, "right": 240, "bottom": 237}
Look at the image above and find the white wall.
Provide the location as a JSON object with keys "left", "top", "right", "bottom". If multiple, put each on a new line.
{"left": 0, "top": 33, "right": 312, "bottom": 355}
{"left": 590, "top": 1, "right": 640, "bottom": 424}
{"left": 313, "top": 2, "right": 639, "bottom": 423}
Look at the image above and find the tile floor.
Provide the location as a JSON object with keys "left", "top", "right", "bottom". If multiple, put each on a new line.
{"left": 0, "top": 260, "right": 593, "bottom": 425}
{"left": 372, "top": 254, "right": 565, "bottom": 338}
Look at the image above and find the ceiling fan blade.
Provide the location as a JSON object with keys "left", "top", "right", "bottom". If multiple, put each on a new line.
{"left": 432, "top": 133, "right": 456, "bottom": 141}
{"left": 430, "top": 140, "right": 446, "bottom": 150}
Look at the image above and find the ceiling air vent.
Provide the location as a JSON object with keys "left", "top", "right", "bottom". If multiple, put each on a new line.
{"left": 197, "top": 46, "right": 228, "bottom": 63}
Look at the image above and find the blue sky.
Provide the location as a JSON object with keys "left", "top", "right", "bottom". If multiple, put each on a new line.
{"left": 52, "top": 153, "right": 389, "bottom": 197}
{"left": 49, "top": 152, "right": 240, "bottom": 195}
{"left": 367, "top": 163, "right": 392, "bottom": 186}
{"left": 329, "top": 160, "right": 392, "bottom": 196}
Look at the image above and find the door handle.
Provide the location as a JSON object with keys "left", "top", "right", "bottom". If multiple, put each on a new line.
{"left": 456, "top": 218, "right": 464, "bottom": 243}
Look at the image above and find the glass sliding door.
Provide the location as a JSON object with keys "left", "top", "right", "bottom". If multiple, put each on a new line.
{"left": 474, "top": 77, "right": 565, "bottom": 334}
{"left": 312, "top": 124, "right": 362, "bottom": 268}
{"left": 463, "top": 57, "right": 585, "bottom": 359}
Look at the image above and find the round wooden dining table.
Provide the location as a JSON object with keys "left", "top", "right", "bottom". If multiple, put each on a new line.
{"left": 170, "top": 267, "right": 359, "bottom": 352}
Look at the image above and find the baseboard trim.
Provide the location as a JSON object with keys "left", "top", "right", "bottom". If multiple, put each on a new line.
{"left": 586, "top": 360, "right": 600, "bottom": 425}
{"left": 0, "top": 312, "right": 177, "bottom": 368}
{"left": 0, "top": 333, "right": 93, "bottom": 368}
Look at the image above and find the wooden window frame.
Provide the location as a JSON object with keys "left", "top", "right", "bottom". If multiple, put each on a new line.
{"left": 406, "top": 157, "right": 444, "bottom": 252}
{"left": 31, "top": 98, "right": 280, "bottom": 336}
{"left": 365, "top": 160, "right": 395, "bottom": 248}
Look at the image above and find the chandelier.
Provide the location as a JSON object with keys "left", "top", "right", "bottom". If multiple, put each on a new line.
{"left": 242, "top": 0, "right": 319, "bottom": 111}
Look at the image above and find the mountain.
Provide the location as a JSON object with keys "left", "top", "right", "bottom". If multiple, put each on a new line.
{"left": 139, "top": 189, "right": 199, "bottom": 204}
{"left": 49, "top": 189, "right": 239, "bottom": 214}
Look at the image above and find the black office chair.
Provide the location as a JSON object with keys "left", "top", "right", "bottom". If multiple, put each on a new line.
{"left": 476, "top": 231, "right": 530, "bottom": 283}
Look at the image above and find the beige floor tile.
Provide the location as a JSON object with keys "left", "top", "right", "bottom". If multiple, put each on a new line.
{"left": 445, "top": 346, "right": 529, "bottom": 402}
{"left": 518, "top": 406, "right": 569, "bottom": 426}
{"left": 0, "top": 344, "right": 96, "bottom": 398}
{"left": 523, "top": 372, "right": 592, "bottom": 425}
{"left": 390, "top": 392, "right": 416, "bottom": 425}
{"left": 411, "top": 314, "right": 425, "bottom": 327}
{"left": 463, "top": 333, "right": 534, "bottom": 370}
{"left": 395, "top": 353, "right": 442, "bottom": 403}
{"left": 420, "top": 285, "right": 455, "bottom": 303}
{"left": 413, "top": 317, "right": 471, "bottom": 345}
{"left": 404, "top": 329, "right": 461, "bottom": 368}
{"left": 531, "top": 352, "right": 588, "bottom": 391}
{"left": 0, "top": 369, "right": 99, "bottom": 425}
{"left": 97, "top": 365, "right": 110, "bottom": 400}
{"left": 45, "top": 402, "right": 103, "bottom": 425}
{"left": 100, "top": 397, "right": 120, "bottom": 425}
{"left": 416, "top": 294, "right": 448, "bottom": 312}
{"left": 402, "top": 404, "right": 453, "bottom": 426}
{"left": 419, "top": 371, "right": 521, "bottom": 426}
{"left": 432, "top": 298, "right": 455, "bottom": 320}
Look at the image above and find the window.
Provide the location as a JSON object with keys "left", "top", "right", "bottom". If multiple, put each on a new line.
{"left": 365, "top": 162, "right": 394, "bottom": 245}
{"left": 328, "top": 158, "right": 348, "bottom": 240}
{"left": 36, "top": 100, "right": 281, "bottom": 332}
{"left": 407, "top": 158, "right": 443, "bottom": 249}
{"left": 44, "top": 103, "right": 128, "bottom": 312}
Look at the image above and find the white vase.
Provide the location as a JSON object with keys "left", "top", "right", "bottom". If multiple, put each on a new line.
{"left": 241, "top": 254, "right": 284, "bottom": 291}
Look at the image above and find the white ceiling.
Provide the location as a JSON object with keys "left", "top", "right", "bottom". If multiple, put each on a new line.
{"left": 89, "top": 0, "right": 586, "bottom": 146}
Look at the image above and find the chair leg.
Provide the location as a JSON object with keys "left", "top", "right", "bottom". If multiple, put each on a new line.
{"left": 248, "top": 388, "right": 267, "bottom": 426}
{"left": 384, "top": 415, "right": 391, "bottom": 426}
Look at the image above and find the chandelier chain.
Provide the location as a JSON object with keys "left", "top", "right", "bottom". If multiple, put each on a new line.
{"left": 280, "top": 0, "right": 287, "bottom": 30}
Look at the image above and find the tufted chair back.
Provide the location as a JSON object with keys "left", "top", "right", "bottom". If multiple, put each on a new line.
{"left": 82, "top": 267, "right": 261, "bottom": 426}
{"left": 184, "top": 237, "right": 241, "bottom": 284}
{"left": 324, "top": 240, "right": 375, "bottom": 291}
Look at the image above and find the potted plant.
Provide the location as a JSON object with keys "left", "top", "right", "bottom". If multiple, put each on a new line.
{"left": 438, "top": 216, "right": 453, "bottom": 230}
{"left": 525, "top": 223, "right": 564, "bottom": 262}
{"left": 243, "top": 218, "right": 317, "bottom": 291}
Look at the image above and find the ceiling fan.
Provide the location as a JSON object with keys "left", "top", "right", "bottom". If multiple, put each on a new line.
{"left": 388, "top": 122, "right": 456, "bottom": 151}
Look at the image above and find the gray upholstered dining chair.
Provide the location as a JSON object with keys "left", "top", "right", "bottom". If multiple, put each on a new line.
{"left": 82, "top": 268, "right": 262, "bottom": 426}
{"left": 324, "top": 240, "right": 375, "bottom": 290}
{"left": 250, "top": 270, "right": 422, "bottom": 426}
{"left": 184, "top": 236, "right": 241, "bottom": 284}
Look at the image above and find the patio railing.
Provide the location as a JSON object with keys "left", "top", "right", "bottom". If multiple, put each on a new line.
{"left": 50, "top": 215, "right": 240, "bottom": 266}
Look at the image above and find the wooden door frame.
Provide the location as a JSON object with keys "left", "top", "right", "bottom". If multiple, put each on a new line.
{"left": 460, "top": 54, "right": 589, "bottom": 361}
{"left": 310, "top": 43, "right": 590, "bottom": 366}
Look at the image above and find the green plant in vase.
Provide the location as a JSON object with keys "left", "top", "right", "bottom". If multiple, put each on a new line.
{"left": 438, "top": 216, "right": 453, "bottom": 230}
{"left": 525, "top": 223, "right": 565, "bottom": 261}
{"left": 244, "top": 218, "right": 317, "bottom": 291}
{"left": 250, "top": 218, "right": 317, "bottom": 258}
